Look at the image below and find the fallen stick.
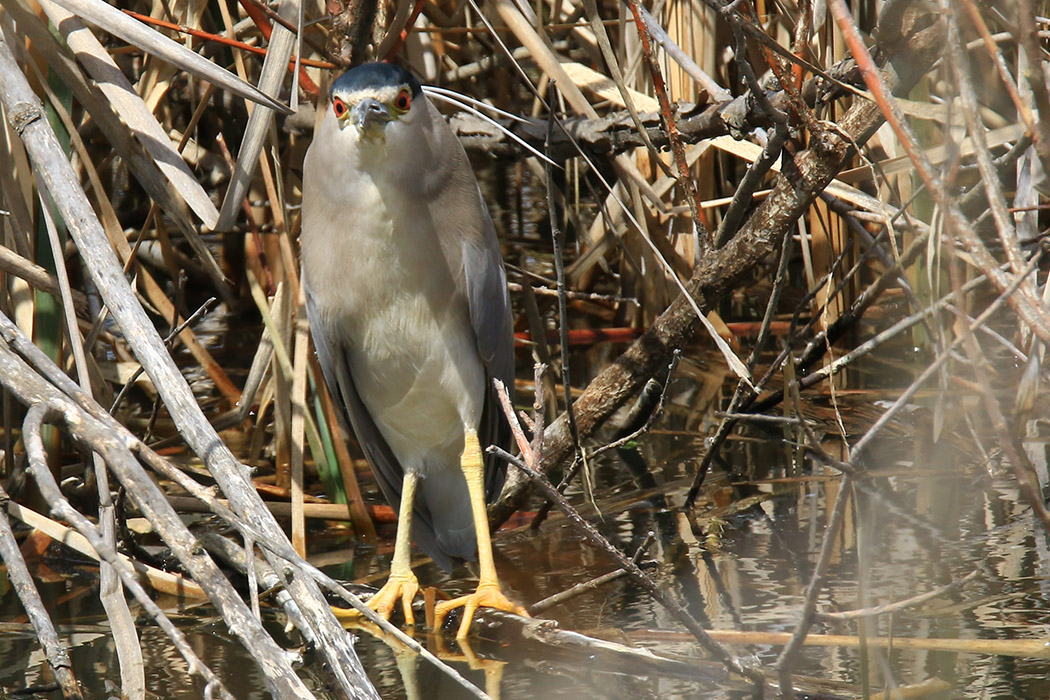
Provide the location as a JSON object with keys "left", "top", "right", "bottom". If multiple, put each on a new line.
{"left": 167, "top": 495, "right": 359, "bottom": 521}
{"left": 630, "top": 628, "right": 1050, "bottom": 659}
{"left": 6, "top": 499, "right": 207, "bottom": 600}
{"left": 867, "top": 677, "right": 952, "bottom": 699}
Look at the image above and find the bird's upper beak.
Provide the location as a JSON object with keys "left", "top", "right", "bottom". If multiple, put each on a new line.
{"left": 348, "top": 97, "right": 392, "bottom": 138}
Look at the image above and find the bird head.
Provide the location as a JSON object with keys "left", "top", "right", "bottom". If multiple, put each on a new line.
{"left": 327, "top": 63, "right": 424, "bottom": 144}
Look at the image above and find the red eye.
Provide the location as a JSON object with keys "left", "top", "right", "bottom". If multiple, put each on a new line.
{"left": 394, "top": 90, "right": 411, "bottom": 112}
{"left": 332, "top": 98, "right": 347, "bottom": 118}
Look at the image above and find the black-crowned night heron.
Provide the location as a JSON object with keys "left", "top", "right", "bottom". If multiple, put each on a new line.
{"left": 301, "top": 62, "right": 527, "bottom": 637}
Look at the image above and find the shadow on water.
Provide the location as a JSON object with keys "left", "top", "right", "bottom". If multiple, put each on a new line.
{"left": 2, "top": 348, "right": 1049, "bottom": 699}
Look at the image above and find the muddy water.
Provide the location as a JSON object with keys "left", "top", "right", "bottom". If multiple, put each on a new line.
{"left": 2, "top": 380, "right": 1049, "bottom": 699}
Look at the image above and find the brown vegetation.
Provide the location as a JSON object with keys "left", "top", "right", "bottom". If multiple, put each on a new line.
{"left": 0, "top": 0, "right": 1047, "bottom": 698}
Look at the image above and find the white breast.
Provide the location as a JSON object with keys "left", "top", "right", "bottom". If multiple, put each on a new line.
{"left": 301, "top": 112, "right": 484, "bottom": 473}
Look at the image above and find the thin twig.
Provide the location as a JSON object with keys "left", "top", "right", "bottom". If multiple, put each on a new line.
{"left": 774, "top": 472, "right": 854, "bottom": 697}
{"left": 589, "top": 350, "right": 681, "bottom": 460}
{"left": 491, "top": 3, "right": 946, "bottom": 527}
{"left": 119, "top": 9, "right": 337, "bottom": 68}
{"left": 22, "top": 405, "right": 233, "bottom": 700}
{"left": 0, "top": 484, "right": 84, "bottom": 700}
{"left": 109, "top": 297, "right": 217, "bottom": 413}
{"left": 830, "top": 0, "right": 1050, "bottom": 343}
{"left": 946, "top": 256, "right": 1050, "bottom": 535}
{"left": 623, "top": 0, "right": 710, "bottom": 247}
{"left": 545, "top": 103, "right": 587, "bottom": 499}
{"left": 528, "top": 534, "right": 656, "bottom": 615}
{"left": 851, "top": 244, "right": 1049, "bottom": 460}
{"left": 818, "top": 571, "right": 979, "bottom": 621}
{"left": 529, "top": 351, "right": 677, "bottom": 528}
{"left": 0, "top": 311, "right": 483, "bottom": 700}
{"left": 491, "top": 381, "right": 763, "bottom": 685}
{"left": 686, "top": 223, "right": 794, "bottom": 504}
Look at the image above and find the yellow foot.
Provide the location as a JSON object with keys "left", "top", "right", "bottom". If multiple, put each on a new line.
{"left": 332, "top": 573, "right": 420, "bottom": 627}
{"left": 433, "top": 582, "right": 529, "bottom": 639}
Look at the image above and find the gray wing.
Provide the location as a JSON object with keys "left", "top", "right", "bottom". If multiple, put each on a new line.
{"left": 304, "top": 283, "right": 455, "bottom": 571}
{"left": 424, "top": 100, "right": 514, "bottom": 497}
{"left": 461, "top": 209, "right": 515, "bottom": 501}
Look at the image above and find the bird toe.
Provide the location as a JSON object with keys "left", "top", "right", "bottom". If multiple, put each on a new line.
{"left": 333, "top": 573, "right": 420, "bottom": 627}
{"left": 434, "top": 582, "right": 529, "bottom": 639}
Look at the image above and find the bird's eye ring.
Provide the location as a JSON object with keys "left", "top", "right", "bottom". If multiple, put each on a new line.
{"left": 394, "top": 89, "right": 412, "bottom": 112}
{"left": 332, "top": 98, "right": 348, "bottom": 118}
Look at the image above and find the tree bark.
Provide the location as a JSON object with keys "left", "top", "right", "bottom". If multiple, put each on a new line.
{"left": 491, "top": 0, "right": 947, "bottom": 525}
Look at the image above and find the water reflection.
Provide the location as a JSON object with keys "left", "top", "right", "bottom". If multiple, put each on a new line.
{"left": 2, "top": 389, "right": 1049, "bottom": 699}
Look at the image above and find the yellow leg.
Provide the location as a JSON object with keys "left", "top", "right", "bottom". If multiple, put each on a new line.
{"left": 334, "top": 471, "right": 420, "bottom": 626}
{"left": 433, "top": 428, "right": 529, "bottom": 638}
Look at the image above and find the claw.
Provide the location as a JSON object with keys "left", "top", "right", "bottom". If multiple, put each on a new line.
{"left": 333, "top": 571, "right": 420, "bottom": 626}
{"left": 433, "top": 581, "right": 529, "bottom": 638}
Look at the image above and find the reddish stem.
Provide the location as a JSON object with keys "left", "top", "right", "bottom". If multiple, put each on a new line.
{"left": 233, "top": 0, "right": 321, "bottom": 96}
{"left": 382, "top": 0, "right": 428, "bottom": 61}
